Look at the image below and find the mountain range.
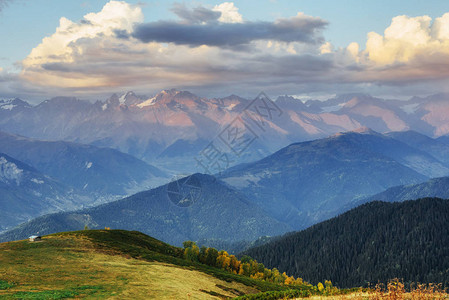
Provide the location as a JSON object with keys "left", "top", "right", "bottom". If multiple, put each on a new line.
{"left": 219, "top": 128, "right": 449, "bottom": 229}
{"left": 0, "top": 130, "right": 168, "bottom": 232}
{"left": 0, "top": 153, "right": 87, "bottom": 231}
{"left": 0, "top": 130, "right": 166, "bottom": 196}
{"left": 3, "top": 128, "right": 449, "bottom": 249}
{"left": 3, "top": 89, "right": 449, "bottom": 254}
{"left": 0, "top": 174, "right": 290, "bottom": 247}
{"left": 2, "top": 91, "right": 449, "bottom": 172}
{"left": 367, "top": 176, "right": 449, "bottom": 204}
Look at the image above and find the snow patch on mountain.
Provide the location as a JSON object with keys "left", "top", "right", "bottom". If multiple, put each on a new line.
{"left": 320, "top": 103, "right": 344, "bottom": 113}
{"left": 137, "top": 96, "right": 157, "bottom": 108}
{"left": 0, "top": 157, "right": 23, "bottom": 184}
{"left": 32, "top": 191, "right": 42, "bottom": 197}
{"left": 401, "top": 103, "right": 420, "bottom": 114}
{"left": 225, "top": 103, "right": 237, "bottom": 110}
{"left": 1, "top": 104, "right": 15, "bottom": 110}
{"left": 0, "top": 99, "right": 20, "bottom": 110}
{"left": 31, "top": 178, "right": 44, "bottom": 184}
{"left": 119, "top": 93, "right": 127, "bottom": 105}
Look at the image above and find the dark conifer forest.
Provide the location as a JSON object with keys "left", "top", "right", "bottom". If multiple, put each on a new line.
{"left": 243, "top": 198, "right": 449, "bottom": 288}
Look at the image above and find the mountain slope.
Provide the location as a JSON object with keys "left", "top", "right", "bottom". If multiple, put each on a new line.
{"left": 437, "top": 135, "right": 449, "bottom": 145}
{"left": 243, "top": 198, "right": 449, "bottom": 288}
{"left": 335, "top": 129, "right": 449, "bottom": 178}
{"left": 367, "top": 176, "right": 449, "bottom": 203}
{"left": 0, "top": 153, "right": 87, "bottom": 232}
{"left": 387, "top": 130, "right": 449, "bottom": 166}
{"left": 0, "top": 131, "right": 166, "bottom": 196}
{"left": 326, "top": 94, "right": 409, "bottom": 132}
{"left": 220, "top": 130, "right": 427, "bottom": 229}
{"left": 0, "top": 98, "right": 31, "bottom": 112}
{"left": 0, "top": 230, "right": 265, "bottom": 299}
{"left": 0, "top": 174, "right": 291, "bottom": 247}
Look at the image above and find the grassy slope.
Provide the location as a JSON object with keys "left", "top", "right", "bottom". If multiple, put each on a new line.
{"left": 0, "top": 230, "right": 288, "bottom": 299}
{"left": 2, "top": 229, "right": 445, "bottom": 300}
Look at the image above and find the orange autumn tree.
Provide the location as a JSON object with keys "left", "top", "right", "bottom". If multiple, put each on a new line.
{"left": 182, "top": 241, "right": 311, "bottom": 288}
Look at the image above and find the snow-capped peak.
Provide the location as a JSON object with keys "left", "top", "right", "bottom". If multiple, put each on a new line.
{"left": 118, "top": 91, "right": 141, "bottom": 106}
{"left": 0, "top": 103, "right": 16, "bottom": 110}
{"left": 0, "top": 98, "right": 31, "bottom": 110}
{"left": 161, "top": 88, "right": 180, "bottom": 96}
{"left": 119, "top": 93, "right": 127, "bottom": 105}
{"left": 136, "top": 89, "right": 183, "bottom": 108}
{"left": 137, "top": 96, "right": 157, "bottom": 108}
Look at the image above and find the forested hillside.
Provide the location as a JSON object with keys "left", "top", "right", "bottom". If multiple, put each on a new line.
{"left": 243, "top": 198, "right": 449, "bottom": 288}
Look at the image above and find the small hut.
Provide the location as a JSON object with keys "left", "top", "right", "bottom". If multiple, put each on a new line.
{"left": 29, "top": 235, "right": 42, "bottom": 242}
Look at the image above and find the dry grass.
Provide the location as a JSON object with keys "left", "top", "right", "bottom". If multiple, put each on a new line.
{"left": 0, "top": 235, "right": 258, "bottom": 299}
{"left": 308, "top": 279, "right": 449, "bottom": 300}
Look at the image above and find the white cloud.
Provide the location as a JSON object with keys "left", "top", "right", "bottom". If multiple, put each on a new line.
{"left": 17, "top": 0, "right": 328, "bottom": 94}
{"left": 320, "top": 42, "right": 333, "bottom": 54}
{"left": 363, "top": 14, "right": 449, "bottom": 65}
{"left": 433, "top": 13, "right": 449, "bottom": 40}
{"left": 346, "top": 42, "right": 359, "bottom": 57}
{"left": 20, "top": 1, "right": 144, "bottom": 88}
{"left": 22, "top": 1, "right": 143, "bottom": 67}
{"left": 213, "top": 2, "right": 243, "bottom": 23}
{"left": 8, "top": 1, "right": 449, "bottom": 99}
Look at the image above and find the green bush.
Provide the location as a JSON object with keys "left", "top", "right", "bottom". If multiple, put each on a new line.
{"left": 234, "top": 289, "right": 312, "bottom": 300}
{"left": 0, "top": 280, "right": 14, "bottom": 290}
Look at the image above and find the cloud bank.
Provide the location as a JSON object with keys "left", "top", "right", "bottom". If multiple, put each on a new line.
{"left": 4, "top": 0, "right": 449, "bottom": 99}
{"left": 130, "top": 4, "right": 327, "bottom": 47}
{"left": 344, "top": 13, "right": 449, "bottom": 85}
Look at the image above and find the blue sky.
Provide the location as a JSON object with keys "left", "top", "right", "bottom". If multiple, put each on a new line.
{"left": 1, "top": 0, "right": 449, "bottom": 100}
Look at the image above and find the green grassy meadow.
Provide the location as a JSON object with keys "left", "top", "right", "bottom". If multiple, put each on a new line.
{"left": 0, "top": 230, "right": 268, "bottom": 299}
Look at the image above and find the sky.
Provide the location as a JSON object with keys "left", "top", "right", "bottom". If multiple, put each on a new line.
{"left": 1, "top": 0, "right": 449, "bottom": 101}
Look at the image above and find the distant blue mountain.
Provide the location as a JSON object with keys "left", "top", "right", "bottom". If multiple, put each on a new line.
{"left": 0, "top": 174, "right": 290, "bottom": 248}
{"left": 0, "top": 152, "right": 86, "bottom": 232}
{"left": 219, "top": 129, "right": 439, "bottom": 229}
{"left": 0, "top": 130, "right": 166, "bottom": 196}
